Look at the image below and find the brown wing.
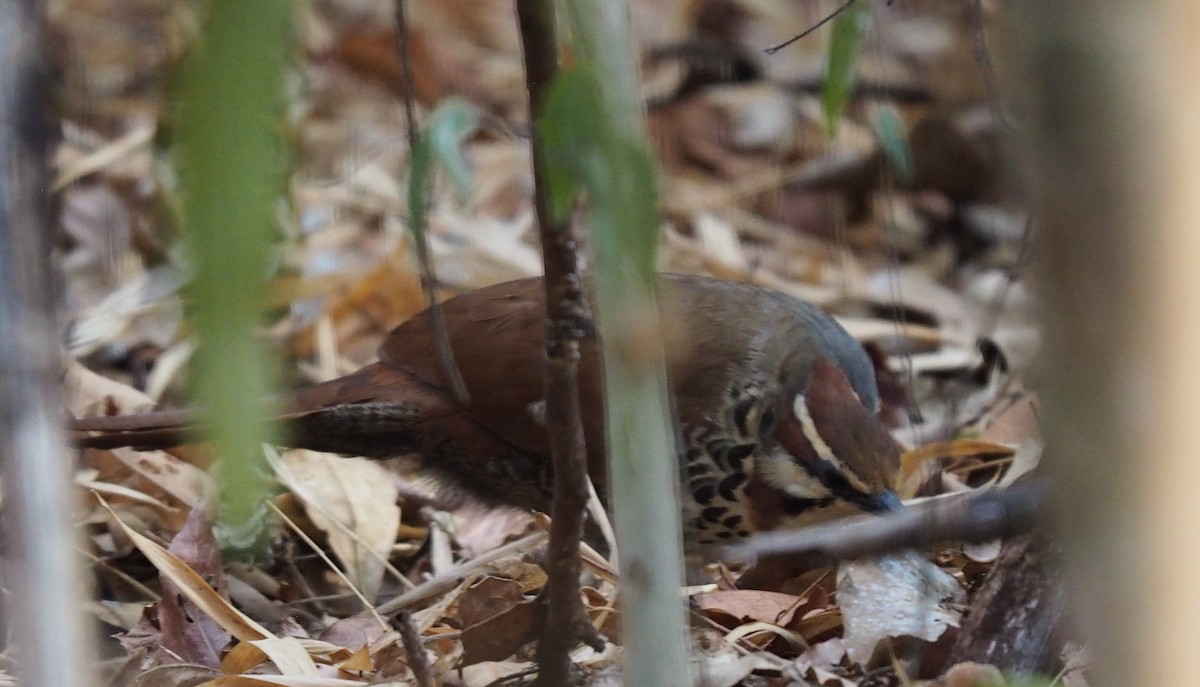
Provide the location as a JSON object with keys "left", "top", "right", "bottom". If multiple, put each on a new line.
{"left": 374, "top": 278, "right": 606, "bottom": 470}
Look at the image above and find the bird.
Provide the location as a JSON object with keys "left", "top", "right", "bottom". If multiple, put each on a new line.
{"left": 71, "top": 273, "right": 903, "bottom": 555}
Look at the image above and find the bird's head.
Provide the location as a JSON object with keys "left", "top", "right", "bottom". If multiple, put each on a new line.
{"left": 758, "top": 355, "right": 903, "bottom": 517}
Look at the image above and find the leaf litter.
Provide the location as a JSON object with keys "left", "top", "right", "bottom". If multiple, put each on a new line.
{"left": 46, "top": 0, "right": 1072, "bottom": 685}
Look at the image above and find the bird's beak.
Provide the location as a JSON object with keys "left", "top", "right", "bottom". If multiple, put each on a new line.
{"left": 860, "top": 489, "right": 903, "bottom": 513}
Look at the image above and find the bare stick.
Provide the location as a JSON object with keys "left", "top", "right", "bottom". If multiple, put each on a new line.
{"left": 723, "top": 483, "right": 1045, "bottom": 569}
{"left": 516, "top": 0, "right": 607, "bottom": 683}
{"left": 764, "top": 0, "right": 855, "bottom": 55}
{"left": 391, "top": 610, "right": 434, "bottom": 687}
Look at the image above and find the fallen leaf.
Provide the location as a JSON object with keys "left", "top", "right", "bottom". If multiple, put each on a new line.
{"left": 159, "top": 504, "right": 230, "bottom": 668}
{"left": 100, "top": 496, "right": 274, "bottom": 642}
{"left": 278, "top": 450, "right": 401, "bottom": 601}
{"left": 837, "top": 551, "right": 964, "bottom": 665}
{"left": 457, "top": 576, "right": 538, "bottom": 664}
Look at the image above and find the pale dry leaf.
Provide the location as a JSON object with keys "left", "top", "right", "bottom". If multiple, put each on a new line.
{"left": 979, "top": 393, "right": 1041, "bottom": 447}
{"left": 81, "top": 479, "right": 171, "bottom": 510}
{"left": 250, "top": 637, "right": 321, "bottom": 677}
{"left": 454, "top": 661, "right": 534, "bottom": 687}
{"left": 865, "top": 266, "right": 969, "bottom": 335}
{"left": 63, "top": 356, "right": 156, "bottom": 418}
{"left": 196, "top": 677, "right": 368, "bottom": 687}
{"left": 86, "top": 599, "right": 148, "bottom": 630}
{"left": 451, "top": 504, "right": 534, "bottom": 558}
{"left": 58, "top": 182, "right": 139, "bottom": 311}
{"left": 693, "top": 589, "right": 811, "bottom": 628}
{"left": 724, "top": 621, "right": 806, "bottom": 649}
{"left": 410, "top": 575, "right": 474, "bottom": 633}
{"left": 898, "top": 347, "right": 984, "bottom": 375}
{"left": 428, "top": 211, "right": 540, "bottom": 289}
{"left": 692, "top": 647, "right": 775, "bottom": 687}
{"left": 279, "top": 450, "right": 400, "bottom": 601}
{"left": 694, "top": 213, "right": 749, "bottom": 274}
{"left": 319, "top": 611, "right": 391, "bottom": 652}
{"left": 145, "top": 339, "right": 196, "bottom": 401}
{"left": 794, "top": 637, "right": 848, "bottom": 673}
{"left": 110, "top": 447, "right": 209, "bottom": 508}
{"left": 704, "top": 83, "right": 797, "bottom": 151}
{"left": 787, "top": 639, "right": 857, "bottom": 687}
{"left": 66, "top": 265, "right": 187, "bottom": 357}
{"left": 998, "top": 439, "right": 1043, "bottom": 488}
{"left": 54, "top": 123, "right": 154, "bottom": 190}
{"left": 99, "top": 497, "right": 274, "bottom": 642}
{"left": 837, "top": 550, "right": 964, "bottom": 665}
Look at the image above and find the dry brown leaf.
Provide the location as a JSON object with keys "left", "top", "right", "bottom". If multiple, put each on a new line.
{"left": 319, "top": 612, "right": 391, "bottom": 653}
{"left": 457, "top": 576, "right": 537, "bottom": 665}
{"left": 131, "top": 664, "right": 222, "bottom": 687}
{"left": 159, "top": 504, "right": 230, "bottom": 668}
{"left": 899, "top": 439, "right": 1016, "bottom": 489}
{"left": 287, "top": 249, "right": 424, "bottom": 360}
{"left": 487, "top": 556, "right": 547, "bottom": 594}
{"left": 337, "top": 646, "right": 373, "bottom": 673}
{"left": 100, "top": 496, "right": 274, "bottom": 642}
{"left": 693, "top": 589, "right": 815, "bottom": 630}
{"left": 220, "top": 641, "right": 270, "bottom": 676}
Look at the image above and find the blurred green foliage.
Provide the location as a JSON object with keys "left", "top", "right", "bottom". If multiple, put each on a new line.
{"left": 174, "top": 0, "right": 292, "bottom": 558}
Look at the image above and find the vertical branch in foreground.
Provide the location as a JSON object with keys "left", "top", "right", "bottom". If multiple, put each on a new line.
{"left": 516, "top": 1, "right": 602, "bottom": 683}
{"left": 1016, "top": 1, "right": 1200, "bottom": 685}
{"left": 557, "top": 1, "right": 694, "bottom": 684}
{"left": 0, "top": 2, "right": 96, "bottom": 685}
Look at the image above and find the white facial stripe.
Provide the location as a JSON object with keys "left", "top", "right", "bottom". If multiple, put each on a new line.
{"left": 757, "top": 454, "right": 830, "bottom": 499}
{"left": 791, "top": 393, "right": 871, "bottom": 494}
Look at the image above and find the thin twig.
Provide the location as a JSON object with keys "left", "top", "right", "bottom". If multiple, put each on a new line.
{"left": 516, "top": 0, "right": 607, "bottom": 683}
{"left": 376, "top": 531, "right": 549, "bottom": 614}
{"left": 764, "top": 0, "right": 856, "bottom": 55}
{"left": 391, "top": 610, "right": 434, "bottom": 687}
{"left": 968, "top": 0, "right": 1012, "bottom": 131}
{"left": 723, "top": 482, "right": 1046, "bottom": 568}
{"left": 392, "top": 0, "right": 471, "bottom": 405}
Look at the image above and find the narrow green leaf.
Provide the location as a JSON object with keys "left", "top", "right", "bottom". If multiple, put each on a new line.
{"left": 538, "top": 64, "right": 660, "bottom": 274}
{"left": 407, "top": 98, "right": 481, "bottom": 242}
{"left": 537, "top": 68, "right": 602, "bottom": 221}
{"left": 425, "top": 98, "right": 480, "bottom": 203}
{"left": 872, "top": 104, "right": 915, "bottom": 184}
{"left": 822, "top": 0, "right": 870, "bottom": 137}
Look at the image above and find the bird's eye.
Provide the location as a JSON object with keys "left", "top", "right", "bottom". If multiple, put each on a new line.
{"left": 821, "top": 467, "right": 852, "bottom": 492}
{"left": 811, "top": 461, "right": 867, "bottom": 504}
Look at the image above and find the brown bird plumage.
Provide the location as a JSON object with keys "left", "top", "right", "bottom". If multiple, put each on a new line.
{"left": 72, "top": 274, "right": 901, "bottom": 553}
